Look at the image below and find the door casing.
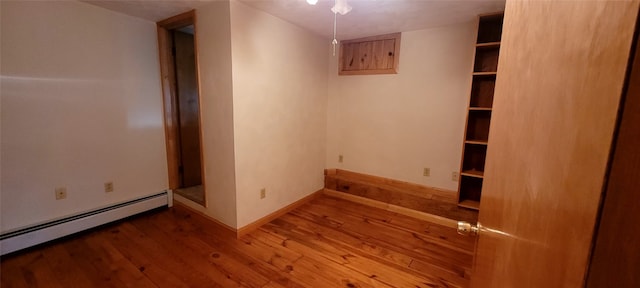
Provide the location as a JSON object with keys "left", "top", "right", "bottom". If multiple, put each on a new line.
{"left": 157, "top": 10, "right": 206, "bottom": 205}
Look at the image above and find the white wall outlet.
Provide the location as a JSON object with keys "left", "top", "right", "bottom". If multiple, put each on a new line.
{"left": 104, "top": 182, "right": 114, "bottom": 193}
{"left": 55, "top": 187, "right": 67, "bottom": 200}
{"left": 260, "top": 188, "right": 266, "bottom": 199}
{"left": 338, "top": 155, "right": 344, "bottom": 163}
{"left": 452, "top": 172, "right": 459, "bottom": 182}
{"left": 423, "top": 168, "right": 431, "bottom": 177}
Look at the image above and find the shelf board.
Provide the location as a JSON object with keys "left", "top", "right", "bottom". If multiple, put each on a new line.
{"left": 461, "top": 170, "right": 484, "bottom": 178}
{"left": 465, "top": 140, "right": 489, "bottom": 145}
{"left": 476, "top": 42, "right": 501, "bottom": 49}
{"left": 469, "top": 107, "right": 492, "bottom": 111}
{"left": 473, "top": 72, "right": 497, "bottom": 76}
{"left": 478, "top": 11, "right": 504, "bottom": 19}
{"left": 458, "top": 200, "right": 480, "bottom": 210}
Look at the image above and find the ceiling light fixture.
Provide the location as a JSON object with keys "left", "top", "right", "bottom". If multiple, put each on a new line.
{"left": 307, "top": 0, "right": 352, "bottom": 56}
{"left": 331, "top": 0, "right": 351, "bottom": 56}
{"left": 331, "top": 0, "right": 352, "bottom": 15}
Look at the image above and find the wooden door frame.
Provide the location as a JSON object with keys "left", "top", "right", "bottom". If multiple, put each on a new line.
{"left": 157, "top": 10, "right": 206, "bottom": 206}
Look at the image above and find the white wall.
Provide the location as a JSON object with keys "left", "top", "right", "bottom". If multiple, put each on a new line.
{"left": 0, "top": 0, "right": 478, "bottom": 232}
{"left": 230, "top": 1, "right": 329, "bottom": 227}
{"left": 0, "top": 1, "right": 167, "bottom": 232}
{"left": 326, "top": 22, "right": 476, "bottom": 191}
{"left": 193, "top": 1, "right": 238, "bottom": 228}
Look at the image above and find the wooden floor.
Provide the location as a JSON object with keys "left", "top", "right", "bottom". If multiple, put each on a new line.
{"left": 0, "top": 195, "right": 475, "bottom": 288}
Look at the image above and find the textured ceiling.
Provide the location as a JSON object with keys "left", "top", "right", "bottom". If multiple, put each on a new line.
{"left": 240, "top": 0, "right": 505, "bottom": 39}
{"left": 83, "top": 0, "right": 212, "bottom": 22}
{"left": 84, "top": 0, "right": 505, "bottom": 39}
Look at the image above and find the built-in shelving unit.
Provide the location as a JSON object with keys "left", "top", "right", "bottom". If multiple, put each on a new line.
{"left": 457, "top": 12, "right": 504, "bottom": 210}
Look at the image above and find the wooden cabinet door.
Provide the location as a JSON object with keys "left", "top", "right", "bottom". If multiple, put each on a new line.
{"left": 586, "top": 15, "right": 640, "bottom": 287}
{"left": 470, "top": 0, "right": 639, "bottom": 287}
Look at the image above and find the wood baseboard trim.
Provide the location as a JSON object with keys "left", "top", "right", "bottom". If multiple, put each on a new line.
{"left": 236, "top": 189, "right": 323, "bottom": 238}
{"left": 325, "top": 168, "right": 478, "bottom": 222}
{"left": 326, "top": 169, "right": 457, "bottom": 203}
{"left": 172, "top": 200, "right": 237, "bottom": 236}
{"left": 323, "top": 188, "right": 458, "bottom": 229}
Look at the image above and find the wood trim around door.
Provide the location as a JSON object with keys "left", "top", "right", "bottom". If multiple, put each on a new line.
{"left": 157, "top": 10, "right": 207, "bottom": 207}
{"left": 157, "top": 20, "right": 179, "bottom": 190}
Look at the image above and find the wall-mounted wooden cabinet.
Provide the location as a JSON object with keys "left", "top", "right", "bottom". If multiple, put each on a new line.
{"left": 457, "top": 12, "right": 504, "bottom": 210}
{"left": 339, "top": 33, "right": 401, "bottom": 75}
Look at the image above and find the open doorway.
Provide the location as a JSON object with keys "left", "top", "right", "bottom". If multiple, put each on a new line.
{"left": 157, "top": 11, "right": 205, "bottom": 206}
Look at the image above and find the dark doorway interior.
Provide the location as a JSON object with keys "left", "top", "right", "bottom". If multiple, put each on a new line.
{"left": 171, "top": 25, "right": 204, "bottom": 205}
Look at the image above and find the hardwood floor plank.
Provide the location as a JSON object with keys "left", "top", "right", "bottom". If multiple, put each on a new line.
{"left": 65, "top": 236, "right": 144, "bottom": 288}
{"left": 41, "top": 242, "right": 102, "bottom": 287}
{"left": 311, "top": 196, "right": 397, "bottom": 223}
{"left": 25, "top": 250, "right": 66, "bottom": 287}
{"left": 321, "top": 195, "right": 475, "bottom": 253}
{"left": 1, "top": 195, "right": 473, "bottom": 288}
{"left": 253, "top": 228, "right": 393, "bottom": 288}
{"left": 290, "top": 256, "right": 384, "bottom": 288}
{"left": 285, "top": 200, "right": 471, "bottom": 286}
{"left": 130, "top": 215, "right": 270, "bottom": 288}
{"left": 305, "top": 198, "right": 474, "bottom": 268}
{"left": 269, "top": 214, "right": 465, "bottom": 287}
{"left": 84, "top": 232, "right": 159, "bottom": 288}
{"left": 387, "top": 213, "right": 476, "bottom": 253}
{"left": 156, "top": 207, "right": 308, "bottom": 288}
{"left": 262, "top": 281, "right": 288, "bottom": 288}
{"left": 1, "top": 254, "right": 32, "bottom": 288}
{"left": 267, "top": 217, "right": 450, "bottom": 287}
{"left": 340, "top": 219, "right": 472, "bottom": 267}
{"left": 290, "top": 205, "right": 471, "bottom": 274}
{"left": 101, "top": 222, "right": 213, "bottom": 287}
{"left": 2, "top": 250, "right": 64, "bottom": 288}
{"left": 253, "top": 228, "right": 350, "bottom": 266}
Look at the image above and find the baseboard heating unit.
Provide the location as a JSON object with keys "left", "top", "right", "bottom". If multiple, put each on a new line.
{"left": 0, "top": 190, "right": 172, "bottom": 256}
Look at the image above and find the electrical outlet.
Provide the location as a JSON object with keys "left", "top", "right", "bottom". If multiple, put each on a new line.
{"left": 338, "top": 155, "right": 344, "bottom": 163}
{"left": 260, "top": 188, "right": 266, "bottom": 199}
{"left": 55, "top": 187, "right": 67, "bottom": 200}
{"left": 423, "top": 168, "right": 431, "bottom": 177}
{"left": 104, "top": 182, "right": 114, "bottom": 193}
{"left": 452, "top": 172, "right": 459, "bottom": 182}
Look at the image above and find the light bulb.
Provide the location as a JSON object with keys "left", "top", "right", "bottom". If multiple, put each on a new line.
{"left": 331, "top": 0, "right": 352, "bottom": 15}
{"left": 306, "top": 0, "right": 318, "bottom": 5}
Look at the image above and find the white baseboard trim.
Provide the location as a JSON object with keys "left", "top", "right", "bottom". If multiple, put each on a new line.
{"left": 0, "top": 190, "right": 171, "bottom": 255}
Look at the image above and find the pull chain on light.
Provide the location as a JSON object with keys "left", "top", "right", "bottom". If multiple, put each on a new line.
{"left": 321, "top": 0, "right": 350, "bottom": 57}
{"left": 332, "top": 11, "right": 338, "bottom": 56}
